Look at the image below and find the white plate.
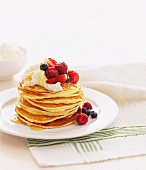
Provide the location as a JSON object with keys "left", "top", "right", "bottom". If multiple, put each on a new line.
{"left": 0, "top": 87, "right": 118, "bottom": 139}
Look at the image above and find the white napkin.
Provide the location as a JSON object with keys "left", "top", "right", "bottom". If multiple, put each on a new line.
{"left": 27, "top": 63, "right": 146, "bottom": 167}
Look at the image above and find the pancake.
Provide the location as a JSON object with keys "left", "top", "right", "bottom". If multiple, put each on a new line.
{"left": 19, "top": 88, "right": 83, "bottom": 100}
{"left": 25, "top": 99, "right": 81, "bottom": 112}
{"left": 16, "top": 106, "right": 76, "bottom": 123}
{"left": 18, "top": 101, "right": 79, "bottom": 116}
{"left": 18, "top": 97, "right": 80, "bottom": 116}
{"left": 18, "top": 82, "right": 83, "bottom": 99}
{"left": 17, "top": 112, "right": 77, "bottom": 129}
{"left": 32, "top": 95, "right": 83, "bottom": 104}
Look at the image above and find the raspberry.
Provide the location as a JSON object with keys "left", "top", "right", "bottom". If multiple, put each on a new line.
{"left": 68, "top": 70, "right": 79, "bottom": 84}
{"left": 45, "top": 67, "right": 58, "bottom": 79}
{"left": 83, "top": 102, "right": 92, "bottom": 110}
{"left": 55, "top": 62, "right": 68, "bottom": 74}
{"left": 46, "top": 74, "right": 67, "bottom": 84}
{"left": 45, "top": 58, "right": 57, "bottom": 67}
{"left": 76, "top": 113, "right": 88, "bottom": 125}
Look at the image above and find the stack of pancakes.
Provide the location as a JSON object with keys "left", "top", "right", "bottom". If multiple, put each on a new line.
{"left": 15, "top": 81, "right": 84, "bottom": 129}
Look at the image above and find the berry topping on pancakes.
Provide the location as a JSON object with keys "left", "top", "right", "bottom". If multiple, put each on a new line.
{"left": 55, "top": 62, "right": 68, "bottom": 74}
{"left": 41, "top": 58, "right": 80, "bottom": 85}
{"left": 45, "top": 67, "right": 58, "bottom": 79}
{"left": 68, "top": 70, "right": 79, "bottom": 84}
{"left": 46, "top": 74, "right": 67, "bottom": 84}
{"left": 40, "top": 63, "right": 48, "bottom": 71}
{"left": 45, "top": 58, "right": 57, "bottom": 67}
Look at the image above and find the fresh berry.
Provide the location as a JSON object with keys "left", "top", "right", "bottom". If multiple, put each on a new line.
{"left": 68, "top": 70, "right": 79, "bottom": 84}
{"left": 90, "top": 111, "right": 98, "bottom": 118}
{"left": 76, "top": 113, "right": 88, "bottom": 125}
{"left": 45, "top": 67, "right": 58, "bottom": 79}
{"left": 83, "top": 102, "right": 92, "bottom": 110}
{"left": 45, "top": 58, "right": 57, "bottom": 67}
{"left": 82, "top": 108, "right": 90, "bottom": 116}
{"left": 46, "top": 74, "right": 67, "bottom": 84}
{"left": 55, "top": 62, "right": 68, "bottom": 74}
{"left": 77, "top": 107, "right": 82, "bottom": 114}
{"left": 40, "top": 63, "right": 48, "bottom": 71}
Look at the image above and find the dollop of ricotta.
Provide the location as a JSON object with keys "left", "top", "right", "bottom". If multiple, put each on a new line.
{"left": 22, "top": 64, "right": 63, "bottom": 92}
{"left": 44, "top": 82, "right": 63, "bottom": 91}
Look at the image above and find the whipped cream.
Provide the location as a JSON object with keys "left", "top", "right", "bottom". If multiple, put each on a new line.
{"left": 0, "top": 43, "right": 26, "bottom": 60}
{"left": 22, "top": 64, "right": 63, "bottom": 92}
{"left": 30, "top": 70, "right": 39, "bottom": 86}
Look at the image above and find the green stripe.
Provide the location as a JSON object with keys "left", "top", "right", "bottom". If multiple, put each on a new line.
{"left": 27, "top": 126, "right": 146, "bottom": 148}
{"left": 83, "top": 142, "right": 90, "bottom": 152}
{"left": 96, "top": 141, "right": 103, "bottom": 150}
{"left": 73, "top": 143, "right": 80, "bottom": 153}
{"left": 91, "top": 142, "right": 98, "bottom": 151}
{"left": 80, "top": 143, "right": 86, "bottom": 152}
{"left": 88, "top": 142, "right": 95, "bottom": 152}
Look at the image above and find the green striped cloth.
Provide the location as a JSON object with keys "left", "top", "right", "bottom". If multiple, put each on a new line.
{"left": 28, "top": 126, "right": 146, "bottom": 148}
{"left": 27, "top": 63, "right": 146, "bottom": 166}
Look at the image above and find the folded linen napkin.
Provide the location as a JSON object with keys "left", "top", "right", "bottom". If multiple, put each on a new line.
{"left": 27, "top": 63, "right": 146, "bottom": 167}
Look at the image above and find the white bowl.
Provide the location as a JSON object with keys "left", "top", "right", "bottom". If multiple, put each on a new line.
{"left": 0, "top": 47, "right": 27, "bottom": 80}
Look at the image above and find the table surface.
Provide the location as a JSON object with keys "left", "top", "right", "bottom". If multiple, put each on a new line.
{"left": 0, "top": 0, "right": 146, "bottom": 169}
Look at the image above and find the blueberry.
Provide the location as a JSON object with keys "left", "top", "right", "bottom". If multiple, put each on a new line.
{"left": 40, "top": 64, "right": 48, "bottom": 71}
{"left": 90, "top": 111, "right": 98, "bottom": 118}
{"left": 82, "top": 108, "right": 90, "bottom": 116}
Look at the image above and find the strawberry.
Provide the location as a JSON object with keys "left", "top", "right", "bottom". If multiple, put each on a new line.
{"left": 46, "top": 74, "right": 67, "bottom": 84}
{"left": 45, "top": 67, "right": 58, "bottom": 79}
{"left": 68, "top": 70, "right": 79, "bottom": 84}
{"left": 45, "top": 58, "right": 57, "bottom": 67}
{"left": 55, "top": 62, "right": 68, "bottom": 74}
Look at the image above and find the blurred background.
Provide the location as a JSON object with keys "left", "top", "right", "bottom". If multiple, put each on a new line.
{"left": 0, "top": 0, "right": 146, "bottom": 67}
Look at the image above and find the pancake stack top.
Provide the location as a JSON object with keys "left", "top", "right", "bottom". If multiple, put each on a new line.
{"left": 15, "top": 58, "right": 84, "bottom": 129}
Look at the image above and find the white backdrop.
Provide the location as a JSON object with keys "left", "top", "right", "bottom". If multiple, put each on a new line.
{"left": 0, "top": 0, "right": 146, "bottom": 66}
